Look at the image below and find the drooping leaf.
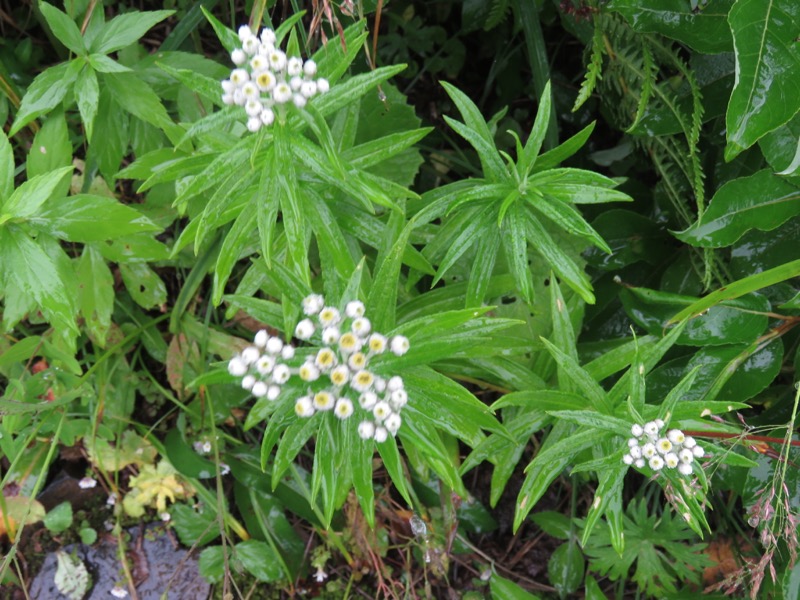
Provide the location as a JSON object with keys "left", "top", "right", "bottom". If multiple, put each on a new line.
{"left": 10, "top": 60, "right": 82, "bottom": 135}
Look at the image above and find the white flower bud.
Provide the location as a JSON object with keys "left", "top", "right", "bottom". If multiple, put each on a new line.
{"left": 387, "top": 376, "right": 404, "bottom": 392}
{"left": 241, "top": 374, "right": 256, "bottom": 390}
{"left": 390, "top": 389, "right": 408, "bottom": 409}
{"left": 358, "top": 421, "right": 375, "bottom": 440}
{"left": 692, "top": 446, "right": 704, "bottom": 458}
{"left": 318, "top": 307, "right": 341, "bottom": 327}
{"left": 316, "top": 78, "right": 330, "bottom": 93}
{"left": 300, "top": 80, "right": 317, "bottom": 98}
{"left": 295, "top": 396, "right": 314, "bottom": 417}
{"left": 260, "top": 108, "right": 275, "bottom": 126}
{"left": 241, "top": 82, "right": 259, "bottom": 99}
{"left": 678, "top": 463, "right": 693, "bottom": 475}
{"left": 374, "top": 426, "right": 388, "bottom": 443}
{"left": 373, "top": 401, "right": 391, "bottom": 422}
{"left": 622, "top": 454, "right": 634, "bottom": 465}
{"left": 245, "top": 99, "right": 263, "bottom": 117}
{"left": 281, "top": 345, "right": 295, "bottom": 360}
{"left": 679, "top": 449, "right": 694, "bottom": 464}
{"left": 303, "top": 294, "right": 325, "bottom": 315}
{"left": 247, "top": 117, "right": 262, "bottom": 132}
{"left": 322, "top": 327, "right": 340, "bottom": 345}
{"left": 303, "top": 59, "right": 317, "bottom": 77}
{"left": 222, "top": 93, "right": 234, "bottom": 105}
{"left": 664, "top": 452, "right": 679, "bottom": 468}
{"left": 345, "top": 301, "right": 365, "bottom": 318}
{"left": 631, "top": 424, "right": 643, "bottom": 438}
{"left": 255, "top": 355, "right": 274, "bottom": 375}
{"left": 359, "top": 391, "right": 378, "bottom": 410}
{"left": 272, "top": 364, "right": 291, "bottom": 384}
{"left": 290, "top": 76, "right": 303, "bottom": 91}
{"left": 390, "top": 335, "right": 409, "bottom": 356}
{"left": 241, "top": 346, "right": 260, "bottom": 364}
{"left": 260, "top": 28, "right": 276, "bottom": 45}
{"left": 287, "top": 57, "right": 303, "bottom": 77}
{"left": 295, "top": 318, "right": 315, "bottom": 340}
{"left": 266, "top": 384, "right": 281, "bottom": 400}
{"left": 252, "top": 381, "right": 268, "bottom": 397}
{"left": 373, "top": 377, "right": 386, "bottom": 392}
{"left": 657, "top": 438, "right": 673, "bottom": 454}
{"left": 242, "top": 36, "right": 259, "bottom": 55}
{"left": 265, "top": 337, "right": 283, "bottom": 354}
{"left": 268, "top": 49, "right": 287, "bottom": 71}
{"left": 634, "top": 458, "right": 645, "bottom": 468}
{"left": 667, "top": 429, "right": 685, "bottom": 444}
{"left": 232, "top": 89, "right": 245, "bottom": 105}
{"left": 367, "top": 333, "right": 387, "bottom": 354}
{"left": 642, "top": 443, "right": 656, "bottom": 458}
{"left": 273, "top": 82, "right": 291, "bottom": 103}
{"left": 683, "top": 436, "right": 697, "bottom": 449}
{"left": 238, "top": 25, "right": 253, "bottom": 41}
{"left": 292, "top": 94, "right": 307, "bottom": 109}
{"left": 649, "top": 456, "right": 664, "bottom": 471}
{"left": 231, "top": 49, "right": 247, "bottom": 65}
{"left": 352, "top": 318, "right": 371, "bottom": 337}
{"left": 221, "top": 79, "right": 235, "bottom": 93}
{"left": 629, "top": 445, "right": 642, "bottom": 459}
{"left": 228, "top": 356, "right": 247, "bottom": 376}
{"left": 384, "top": 413, "right": 401, "bottom": 435}
{"left": 254, "top": 330, "right": 269, "bottom": 347}
{"left": 299, "top": 362, "right": 320, "bottom": 382}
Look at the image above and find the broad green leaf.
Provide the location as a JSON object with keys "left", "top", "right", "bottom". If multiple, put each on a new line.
{"left": 104, "top": 72, "right": 179, "bottom": 141}
{"left": 674, "top": 170, "right": 800, "bottom": 247}
{"left": 86, "top": 53, "right": 131, "bottom": 73}
{"left": 119, "top": 261, "right": 167, "bottom": 309}
{"left": 40, "top": 2, "right": 86, "bottom": 55}
{"left": 44, "top": 502, "right": 72, "bottom": 534}
{"left": 621, "top": 287, "right": 769, "bottom": 346}
{"left": 760, "top": 112, "right": 800, "bottom": 175}
{"left": 490, "top": 573, "right": 542, "bottom": 600}
{"left": 10, "top": 59, "right": 82, "bottom": 135}
{"left": 75, "top": 65, "right": 99, "bottom": 140}
{"left": 0, "top": 336, "right": 42, "bottom": 368}
{"left": 0, "top": 225, "right": 77, "bottom": 334}
{"left": 725, "top": 0, "right": 800, "bottom": 159}
{"left": 26, "top": 110, "right": 71, "bottom": 180}
{"left": 197, "top": 546, "right": 226, "bottom": 583}
{"left": 608, "top": 0, "right": 734, "bottom": 54}
{"left": 89, "top": 10, "right": 174, "bottom": 54}
{"left": 31, "top": 194, "right": 160, "bottom": 241}
{"left": 77, "top": 245, "right": 114, "bottom": 345}
{"left": 548, "top": 540, "right": 585, "bottom": 597}
{"left": 668, "top": 259, "right": 800, "bottom": 323}
{"left": 87, "top": 89, "right": 128, "bottom": 182}
{"left": 235, "top": 540, "right": 282, "bottom": 582}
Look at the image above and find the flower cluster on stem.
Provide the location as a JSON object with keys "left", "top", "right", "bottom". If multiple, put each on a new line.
{"left": 623, "top": 420, "right": 704, "bottom": 476}
{"left": 221, "top": 25, "right": 330, "bottom": 131}
{"left": 228, "top": 294, "right": 410, "bottom": 441}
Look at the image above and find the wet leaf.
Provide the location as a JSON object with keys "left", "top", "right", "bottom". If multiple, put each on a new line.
{"left": 54, "top": 551, "right": 91, "bottom": 600}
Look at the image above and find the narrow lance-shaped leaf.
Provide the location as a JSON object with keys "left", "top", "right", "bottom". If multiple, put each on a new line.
{"left": 90, "top": 10, "right": 174, "bottom": 54}
{"left": 39, "top": 2, "right": 86, "bottom": 55}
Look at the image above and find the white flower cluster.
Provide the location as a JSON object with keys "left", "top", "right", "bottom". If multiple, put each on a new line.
{"left": 293, "top": 294, "right": 410, "bottom": 442}
{"left": 227, "top": 294, "right": 410, "bottom": 442}
{"left": 622, "top": 420, "right": 704, "bottom": 476}
{"left": 221, "top": 25, "right": 330, "bottom": 132}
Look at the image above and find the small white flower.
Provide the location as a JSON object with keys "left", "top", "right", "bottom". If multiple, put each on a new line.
{"left": 351, "top": 370, "right": 375, "bottom": 392}
{"left": 250, "top": 54, "right": 268, "bottom": 72}
{"left": 287, "top": 56, "right": 304, "bottom": 76}
{"left": 314, "top": 567, "right": 328, "bottom": 583}
{"left": 260, "top": 108, "right": 275, "bottom": 126}
{"left": 260, "top": 28, "right": 277, "bottom": 45}
{"left": 316, "top": 78, "right": 330, "bottom": 93}
{"left": 629, "top": 445, "right": 642, "bottom": 459}
{"left": 322, "top": 327, "right": 341, "bottom": 345}
{"left": 299, "top": 362, "right": 320, "bottom": 382}
{"left": 255, "top": 70, "right": 276, "bottom": 91}
{"left": 334, "top": 398, "right": 354, "bottom": 419}
{"left": 303, "top": 59, "right": 317, "bottom": 77}
{"left": 232, "top": 89, "right": 245, "bottom": 105}
{"left": 263, "top": 337, "right": 282, "bottom": 355}
{"left": 272, "top": 364, "right": 291, "bottom": 384}
{"left": 642, "top": 443, "right": 656, "bottom": 458}
{"left": 387, "top": 376, "right": 404, "bottom": 392}
{"left": 390, "top": 389, "right": 408, "bottom": 409}
{"left": 220, "top": 463, "right": 230, "bottom": 476}
{"left": 683, "top": 436, "right": 697, "bottom": 449}
{"left": 330, "top": 365, "right": 350, "bottom": 387}
{"left": 281, "top": 345, "right": 295, "bottom": 359}
{"left": 315, "top": 348, "right": 337, "bottom": 371}
{"left": 303, "top": 294, "right": 325, "bottom": 315}
{"left": 358, "top": 421, "right": 375, "bottom": 440}
{"left": 245, "top": 97, "right": 263, "bottom": 116}
{"left": 241, "top": 346, "right": 260, "bottom": 364}
{"left": 160, "top": 512, "right": 171, "bottom": 522}
{"left": 384, "top": 412, "right": 401, "bottom": 435}
{"left": 622, "top": 454, "right": 634, "bottom": 465}
{"left": 252, "top": 381, "right": 269, "bottom": 397}
{"left": 348, "top": 352, "right": 367, "bottom": 370}
{"left": 228, "top": 356, "right": 248, "bottom": 376}
{"left": 241, "top": 81, "right": 259, "bottom": 99}
{"left": 292, "top": 94, "right": 307, "bottom": 109}
{"left": 359, "top": 391, "right": 378, "bottom": 410}
{"left": 241, "top": 374, "right": 256, "bottom": 390}
{"left": 238, "top": 25, "right": 253, "bottom": 41}
{"left": 79, "top": 476, "right": 97, "bottom": 489}
{"left": 290, "top": 75, "right": 303, "bottom": 91}
{"left": 631, "top": 424, "right": 644, "bottom": 438}
{"left": 634, "top": 458, "right": 645, "bottom": 468}
{"left": 247, "top": 117, "right": 262, "bottom": 132}
{"left": 258, "top": 42, "right": 274, "bottom": 56}
{"left": 313, "top": 391, "right": 335, "bottom": 411}
{"left": 678, "top": 463, "right": 693, "bottom": 476}
{"left": 374, "top": 426, "right": 388, "bottom": 443}
{"left": 221, "top": 79, "right": 235, "bottom": 94}
{"left": 692, "top": 446, "right": 704, "bottom": 458}
{"left": 345, "top": 301, "right": 365, "bottom": 318}
{"left": 295, "top": 318, "right": 315, "bottom": 340}
{"left": 318, "top": 307, "right": 341, "bottom": 327}
{"left": 221, "top": 93, "right": 234, "bottom": 105}
{"left": 106, "top": 492, "right": 117, "bottom": 507}
{"left": 627, "top": 437, "right": 639, "bottom": 448}
{"left": 655, "top": 418, "right": 665, "bottom": 429}
{"left": 649, "top": 455, "right": 664, "bottom": 471}
{"left": 242, "top": 36, "right": 259, "bottom": 55}
{"left": 367, "top": 333, "right": 387, "bottom": 354}
{"left": 656, "top": 438, "right": 673, "bottom": 455}
{"left": 352, "top": 318, "right": 371, "bottom": 337}
{"left": 255, "top": 355, "right": 274, "bottom": 375}
{"left": 201, "top": 441, "right": 212, "bottom": 454}
{"left": 643, "top": 421, "right": 659, "bottom": 437}
{"left": 295, "top": 396, "right": 314, "bottom": 417}
{"left": 373, "top": 377, "right": 386, "bottom": 392}
{"left": 390, "top": 335, "right": 409, "bottom": 356}
{"left": 254, "top": 330, "right": 269, "bottom": 347}
{"left": 679, "top": 449, "right": 694, "bottom": 463}
{"left": 338, "top": 332, "right": 361, "bottom": 354}
{"left": 111, "top": 585, "right": 129, "bottom": 598}
{"left": 664, "top": 452, "right": 679, "bottom": 468}
{"left": 267, "top": 49, "right": 287, "bottom": 71}
{"left": 667, "top": 429, "right": 685, "bottom": 444}
{"left": 373, "top": 401, "right": 391, "bottom": 422}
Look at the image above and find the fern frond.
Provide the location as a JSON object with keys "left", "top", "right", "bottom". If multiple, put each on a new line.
{"left": 484, "top": 0, "right": 511, "bottom": 31}
{"left": 573, "top": 20, "right": 604, "bottom": 111}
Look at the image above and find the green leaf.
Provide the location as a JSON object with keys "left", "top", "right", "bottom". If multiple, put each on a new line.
{"left": 674, "top": 170, "right": 800, "bottom": 247}
{"left": 519, "top": 80, "right": 552, "bottom": 176}
{"left": 548, "top": 540, "right": 585, "bottom": 597}
{"left": 540, "top": 338, "right": 611, "bottom": 413}
{"left": 725, "top": 0, "right": 800, "bottom": 159}
{"left": 502, "top": 204, "right": 534, "bottom": 303}
{"left": 668, "top": 259, "right": 800, "bottom": 323}
{"left": 40, "top": 2, "right": 86, "bottom": 55}
{"left": 0, "top": 336, "right": 42, "bottom": 368}
{"left": 234, "top": 540, "right": 283, "bottom": 582}
{"left": 530, "top": 194, "right": 611, "bottom": 253}
{"left": 0, "top": 130, "right": 12, "bottom": 201}
{"left": 608, "top": 0, "right": 734, "bottom": 54}
{"left": 0, "top": 225, "right": 77, "bottom": 334}
{"left": 200, "top": 7, "right": 240, "bottom": 53}
{"left": 104, "top": 72, "right": 178, "bottom": 140}
{"left": 119, "top": 261, "right": 167, "bottom": 309}
{"left": 75, "top": 65, "right": 99, "bottom": 140}
{"left": 26, "top": 110, "right": 72, "bottom": 180}
{"left": 198, "top": 546, "right": 225, "bottom": 583}
{"left": 760, "top": 112, "right": 800, "bottom": 175}
{"left": 44, "top": 501, "right": 73, "bottom": 534}
{"left": 86, "top": 53, "right": 131, "bottom": 73}
{"left": 620, "top": 287, "right": 769, "bottom": 346}
{"left": 10, "top": 59, "right": 82, "bottom": 136}
{"left": 535, "top": 122, "right": 595, "bottom": 172}
{"left": 490, "top": 573, "right": 542, "bottom": 600}
{"left": 89, "top": 10, "right": 174, "bottom": 54}
{"left": 54, "top": 551, "right": 91, "bottom": 600}
{"left": 31, "top": 194, "right": 160, "bottom": 242}
{"left": 87, "top": 88, "right": 128, "bottom": 182}
{"left": 547, "top": 411, "right": 631, "bottom": 437}
{"left": 77, "top": 246, "right": 114, "bottom": 346}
